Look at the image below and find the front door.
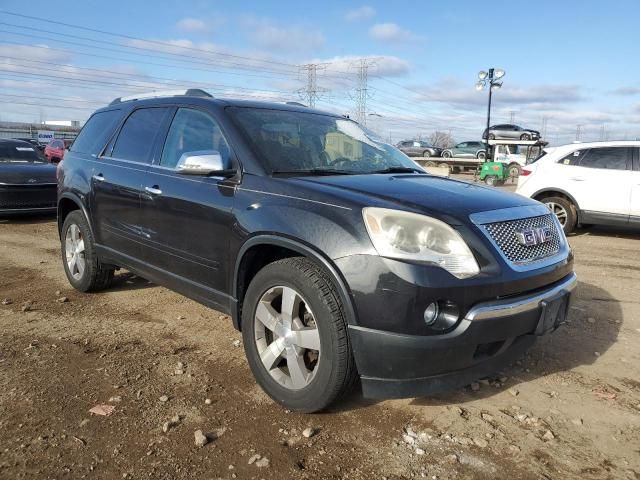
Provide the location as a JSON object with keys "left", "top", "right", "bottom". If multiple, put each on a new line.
{"left": 138, "top": 107, "right": 236, "bottom": 297}
{"left": 90, "top": 107, "right": 171, "bottom": 258}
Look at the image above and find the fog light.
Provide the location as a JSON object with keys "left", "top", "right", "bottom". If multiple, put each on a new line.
{"left": 424, "top": 302, "right": 439, "bottom": 325}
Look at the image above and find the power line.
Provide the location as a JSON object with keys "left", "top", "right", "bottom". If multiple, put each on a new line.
{"left": 0, "top": 11, "right": 298, "bottom": 68}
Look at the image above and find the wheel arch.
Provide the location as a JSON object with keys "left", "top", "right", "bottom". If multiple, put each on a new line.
{"left": 57, "top": 193, "right": 93, "bottom": 239}
{"left": 232, "top": 235, "right": 357, "bottom": 331}
{"left": 531, "top": 188, "right": 582, "bottom": 222}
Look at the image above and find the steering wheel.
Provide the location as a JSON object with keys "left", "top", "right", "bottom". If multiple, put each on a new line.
{"left": 329, "top": 157, "right": 359, "bottom": 169}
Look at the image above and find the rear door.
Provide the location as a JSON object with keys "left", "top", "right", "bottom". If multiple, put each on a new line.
{"left": 560, "top": 146, "right": 632, "bottom": 221}
{"left": 90, "top": 107, "right": 171, "bottom": 259}
{"left": 138, "top": 106, "right": 236, "bottom": 296}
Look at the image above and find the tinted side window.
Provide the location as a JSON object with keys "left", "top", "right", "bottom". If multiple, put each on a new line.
{"left": 558, "top": 149, "right": 586, "bottom": 166}
{"left": 71, "top": 109, "right": 122, "bottom": 155}
{"left": 111, "top": 108, "right": 168, "bottom": 164}
{"left": 457, "top": 143, "right": 467, "bottom": 148}
{"left": 160, "top": 108, "right": 231, "bottom": 169}
{"left": 579, "top": 147, "right": 630, "bottom": 170}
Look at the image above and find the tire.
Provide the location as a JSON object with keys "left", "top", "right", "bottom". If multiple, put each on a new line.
{"left": 241, "top": 257, "right": 358, "bottom": 413}
{"left": 442, "top": 150, "right": 452, "bottom": 158}
{"left": 540, "top": 196, "right": 577, "bottom": 234}
{"left": 484, "top": 175, "right": 497, "bottom": 186}
{"left": 422, "top": 150, "right": 431, "bottom": 158}
{"left": 477, "top": 151, "right": 486, "bottom": 160}
{"left": 508, "top": 163, "right": 522, "bottom": 177}
{"left": 438, "top": 162, "right": 451, "bottom": 173}
{"left": 424, "top": 160, "right": 437, "bottom": 168}
{"left": 61, "top": 210, "right": 114, "bottom": 292}
{"left": 488, "top": 133, "right": 495, "bottom": 140}
{"left": 520, "top": 133, "right": 531, "bottom": 141}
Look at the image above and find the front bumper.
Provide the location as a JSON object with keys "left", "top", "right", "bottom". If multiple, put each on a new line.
{"left": 350, "top": 272, "right": 577, "bottom": 398}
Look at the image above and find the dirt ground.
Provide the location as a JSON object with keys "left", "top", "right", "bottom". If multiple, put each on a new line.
{"left": 1, "top": 206, "right": 639, "bottom": 479}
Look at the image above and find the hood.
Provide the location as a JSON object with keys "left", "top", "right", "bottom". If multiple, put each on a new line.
{"left": 293, "top": 174, "right": 537, "bottom": 222}
{"left": 0, "top": 162, "right": 57, "bottom": 185}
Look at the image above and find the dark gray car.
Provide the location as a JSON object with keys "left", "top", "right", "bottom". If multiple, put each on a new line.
{"left": 483, "top": 124, "right": 540, "bottom": 141}
{"left": 397, "top": 140, "right": 442, "bottom": 158}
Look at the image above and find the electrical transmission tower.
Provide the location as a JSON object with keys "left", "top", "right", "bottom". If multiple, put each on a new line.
{"left": 599, "top": 124, "right": 608, "bottom": 141}
{"left": 351, "top": 58, "right": 377, "bottom": 125}
{"left": 541, "top": 116, "right": 549, "bottom": 139}
{"left": 576, "top": 124, "right": 583, "bottom": 141}
{"left": 509, "top": 110, "right": 516, "bottom": 123}
{"left": 298, "top": 63, "right": 328, "bottom": 108}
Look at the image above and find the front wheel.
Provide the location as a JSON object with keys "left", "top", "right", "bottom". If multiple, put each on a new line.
{"left": 241, "top": 257, "right": 357, "bottom": 412}
{"left": 442, "top": 151, "right": 452, "bottom": 158}
{"left": 520, "top": 133, "right": 531, "bottom": 141}
{"left": 542, "top": 196, "right": 577, "bottom": 234}
{"left": 61, "top": 210, "right": 114, "bottom": 292}
{"left": 424, "top": 160, "right": 437, "bottom": 168}
{"left": 422, "top": 150, "right": 431, "bottom": 158}
{"left": 484, "top": 175, "right": 497, "bottom": 186}
{"left": 477, "top": 151, "right": 486, "bottom": 160}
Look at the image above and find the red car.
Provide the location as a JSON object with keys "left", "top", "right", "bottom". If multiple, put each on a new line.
{"left": 44, "top": 139, "right": 66, "bottom": 163}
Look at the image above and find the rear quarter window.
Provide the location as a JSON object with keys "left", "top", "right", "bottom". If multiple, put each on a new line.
{"left": 70, "top": 109, "right": 122, "bottom": 155}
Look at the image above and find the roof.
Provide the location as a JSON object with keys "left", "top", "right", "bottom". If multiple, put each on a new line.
{"left": 552, "top": 140, "right": 640, "bottom": 151}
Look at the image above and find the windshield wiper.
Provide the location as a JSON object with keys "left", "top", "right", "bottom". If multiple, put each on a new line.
{"left": 371, "top": 166, "right": 425, "bottom": 174}
{"left": 271, "top": 168, "right": 356, "bottom": 176}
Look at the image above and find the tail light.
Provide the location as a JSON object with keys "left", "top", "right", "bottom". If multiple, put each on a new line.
{"left": 520, "top": 168, "right": 532, "bottom": 176}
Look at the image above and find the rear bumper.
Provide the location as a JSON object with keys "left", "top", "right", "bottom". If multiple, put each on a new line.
{"left": 350, "top": 272, "right": 577, "bottom": 398}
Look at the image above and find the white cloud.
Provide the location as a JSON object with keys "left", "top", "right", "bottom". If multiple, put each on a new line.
{"left": 176, "top": 17, "right": 209, "bottom": 33}
{"left": 345, "top": 6, "right": 376, "bottom": 21}
{"left": 611, "top": 86, "right": 640, "bottom": 96}
{"left": 315, "top": 55, "right": 410, "bottom": 78}
{"left": 369, "top": 23, "right": 422, "bottom": 43}
{"left": 244, "top": 17, "right": 324, "bottom": 54}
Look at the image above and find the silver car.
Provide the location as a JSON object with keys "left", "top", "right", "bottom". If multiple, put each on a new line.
{"left": 483, "top": 124, "right": 540, "bottom": 141}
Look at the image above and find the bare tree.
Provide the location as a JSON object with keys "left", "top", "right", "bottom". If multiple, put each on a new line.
{"left": 429, "top": 131, "right": 455, "bottom": 149}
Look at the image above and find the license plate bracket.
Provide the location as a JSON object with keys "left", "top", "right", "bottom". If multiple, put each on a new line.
{"left": 535, "top": 292, "right": 571, "bottom": 336}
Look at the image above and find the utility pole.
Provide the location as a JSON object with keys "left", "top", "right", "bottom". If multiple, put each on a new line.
{"left": 599, "top": 124, "right": 607, "bottom": 141}
{"left": 299, "top": 63, "right": 327, "bottom": 108}
{"left": 509, "top": 110, "right": 516, "bottom": 123}
{"left": 352, "top": 58, "right": 376, "bottom": 126}
{"left": 541, "top": 116, "right": 549, "bottom": 139}
{"left": 576, "top": 124, "right": 583, "bottom": 141}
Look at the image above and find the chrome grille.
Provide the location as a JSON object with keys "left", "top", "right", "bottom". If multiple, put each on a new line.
{"left": 484, "top": 214, "right": 561, "bottom": 264}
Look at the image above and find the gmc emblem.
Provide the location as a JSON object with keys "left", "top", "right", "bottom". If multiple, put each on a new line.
{"left": 515, "top": 226, "right": 552, "bottom": 247}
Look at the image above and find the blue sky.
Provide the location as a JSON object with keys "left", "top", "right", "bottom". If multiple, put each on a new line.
{"left": 1, "top": 0, "right": 639, "bottom": 144}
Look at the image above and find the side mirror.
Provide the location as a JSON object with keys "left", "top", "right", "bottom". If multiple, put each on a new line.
{"left": 175, "top": 150, "right": 234, "bottom": 176}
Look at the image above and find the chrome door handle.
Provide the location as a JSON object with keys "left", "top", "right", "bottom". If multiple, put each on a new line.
{"left": 144, "top": 186, "right": 162, "bottom": 195}
{"left": 92, "top": 173, "right": 105, "bottom": 182}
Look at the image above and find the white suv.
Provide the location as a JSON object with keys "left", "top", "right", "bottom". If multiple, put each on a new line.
{"left": 516, "top": 141, "right": 640, "bottom": 233}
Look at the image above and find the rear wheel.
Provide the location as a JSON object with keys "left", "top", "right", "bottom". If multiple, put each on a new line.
{"left": 61, "top": 210, "right": 114, "bottom": 292}
{"left": 422, "top": 150, "right": 431, "bottom": 158}
{"left": 477, "top": 151, "right": 486, "bottom": 160}
{"left": 541, "top": 196, "right": 577, "bottom": 234}
{"left": 508, "top": 162, "right": 522, "bottom": 178}
{"left": 424, "top": 160, "right": 437, "bottom": 168}
{"left": 438, "top": 162, "right": 451, "bottom": 173}
{"left": 488, "top": 133, "right": 495, "bottom": 140}
{"left": 241, "top": 257, "right": 357, "bottom": 412}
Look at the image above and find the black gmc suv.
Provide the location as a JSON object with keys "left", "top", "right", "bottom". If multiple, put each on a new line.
{"left": 58, "top": 90, "right": 576, "bottom": 412}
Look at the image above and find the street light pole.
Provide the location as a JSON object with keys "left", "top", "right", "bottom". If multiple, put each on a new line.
{"left": 476, "top": 68, "right": 505, "bottom": 160}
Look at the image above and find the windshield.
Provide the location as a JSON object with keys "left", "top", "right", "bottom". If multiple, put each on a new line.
{"left": 0, "top": 144, "right": 47, "bottom": 163}
{"left": 228, "top": 107, "right": 423, "bottom": 175}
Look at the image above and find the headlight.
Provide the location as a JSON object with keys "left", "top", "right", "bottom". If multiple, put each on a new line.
{"left": 362, "top": 207, "right": 480, "bottom": 279}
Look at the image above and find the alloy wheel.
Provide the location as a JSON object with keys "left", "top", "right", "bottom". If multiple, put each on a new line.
{"left": 545, "top": 201, "right": 568, "bottom": 226}
{"left": 65, "top": 223, "right": 86, "bottom": 280}
{"left": 254, "top": 286, "right": 321, "bottom": 390}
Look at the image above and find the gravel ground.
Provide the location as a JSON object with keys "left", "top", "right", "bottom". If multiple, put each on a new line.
{"left": 0, "top": 201, "right": 639, "bottom": 479}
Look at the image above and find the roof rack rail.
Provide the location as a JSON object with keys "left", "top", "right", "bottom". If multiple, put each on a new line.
{"left": 109, "top": 89, "right": 212, "bottom": 105}
{"left": 285, "top": 101, "right": 307, "bottom": 107}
